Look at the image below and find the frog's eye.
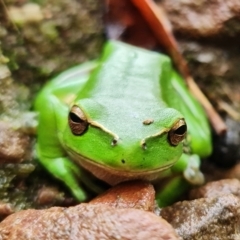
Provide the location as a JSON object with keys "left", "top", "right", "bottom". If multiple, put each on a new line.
{"left": 168, "top": 119, "right": 187, "bottom": 146}
{"left": 68, "top": 105, "right": 88, "bottom": 135}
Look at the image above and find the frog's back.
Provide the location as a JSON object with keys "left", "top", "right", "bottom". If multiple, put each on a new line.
{"left": 79, "top": 41, "right": 170, "bottom": 106}
{"left": 74, "top": 41, "right": 211, "bottom": 157}
{"left": 74, "top": 41, "right": 177, "bottom": 140}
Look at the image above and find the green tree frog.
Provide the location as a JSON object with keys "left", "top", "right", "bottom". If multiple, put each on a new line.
{"left": 35, "top": 40, "right": 212, "bottom": 206}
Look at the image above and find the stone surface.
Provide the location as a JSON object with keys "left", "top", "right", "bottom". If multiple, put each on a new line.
{"left": 162, "top": 0, "right": 240, "bottom": 37}
{"left": 189, "top": 178, "right": 240, "bottom": 199}
{"left": 0, "top": 203, "right": 14, "bottom": 221}
{"left": 0, "top": 121, "right": 30, "bottom": 163}
{"left": 36, "top": 186, "right": 65, "bottom": 206}
{"left": 90, "top": 181, "right": 156, "bottom": 212}
{"left": 0, "top": 203, "right": 180, "bottom": 240}
{"left": 161, "top": 194, "right": 240, "bottom": 240}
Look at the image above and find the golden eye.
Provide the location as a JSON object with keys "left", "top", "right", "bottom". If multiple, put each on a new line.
{"left": 68, "top": 105, "right": 88, "bottom": 135}
{"left": 168, "top": 119, "right": 187, "bottom": 146}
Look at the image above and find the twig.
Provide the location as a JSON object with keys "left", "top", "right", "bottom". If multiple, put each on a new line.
{"left": 218, "top": 101, "right": 240, "bottom": 121}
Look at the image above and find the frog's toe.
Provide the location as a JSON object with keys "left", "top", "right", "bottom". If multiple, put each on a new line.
{"left": 71, "top": 188, "right": 88, "bottom": 202}
{"left": 183, "top": 154, "right": 204, "bottom": 185}
{"left": 184, "top": 168, "right": 204, "bottom": 185}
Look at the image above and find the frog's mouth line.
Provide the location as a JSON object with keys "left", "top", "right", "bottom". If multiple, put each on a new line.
{"left": 66, "top": 148, "right": 174, "bottom": 186}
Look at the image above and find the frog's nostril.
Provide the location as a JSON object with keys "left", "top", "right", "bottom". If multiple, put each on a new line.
{"left": 111, "top": 138, "right": 118, "bottom": 146}
{"left": 121, "top": 159, "right": 126, "bottom": 164}
{"left": 142, "top": 142, "right": 147, "bottom": 150}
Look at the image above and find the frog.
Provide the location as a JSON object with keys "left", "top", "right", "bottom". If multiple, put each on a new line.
{"left": 34, "top": 40, "right": 212, "bottom": 207}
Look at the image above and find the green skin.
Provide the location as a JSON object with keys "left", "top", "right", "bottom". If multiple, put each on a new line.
{"left": 35, "top": 41, "right": 212, "bottom": 207}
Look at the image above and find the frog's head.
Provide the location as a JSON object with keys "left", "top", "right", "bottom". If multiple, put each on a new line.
{"left": 63, "top": 99, "right": 187, "bottom": 185}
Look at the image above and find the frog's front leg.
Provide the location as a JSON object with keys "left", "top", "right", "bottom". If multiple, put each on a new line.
{"left": 155, "top": 175, "right": 190, "bottom": 207}
{"left": 38, "top": 155, "right": 88, "bottom": 201}
{"left": 35, "top": 62, "right": 98, "bottom": 201}
{"left": 155, "top": 154, "right": 204, "bottom": 207}
{"left": 35, "top": 96, "right": 89, "bottom": 201}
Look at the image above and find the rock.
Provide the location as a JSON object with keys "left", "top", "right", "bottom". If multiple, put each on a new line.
{"left": 189, "top": 178, "right": 240, "bottom": 199}
{"left": 0, "top": 203, "right": 180, "bottom": 240}
{"left": 160, "top": 194, "right": 240, "bottom": 240}
{"left": 162, "top": 0, "right": 240, "bottom": 37}
{"left": 0, "top": 203, "right": 14, "bottom": 221}
{"left": 8, "top": 3, "right": 44, "bottom": 25}
{"left": 0, "top": 121, "right": 30, "bottom": 163}
{"left": 1, "top": 0, "right": 104, "bottom": 82}
{"left": 90, "top": 181, "right": 156, "bottom": 212}
{"left": 36, "top": 187, "right": 65, "bottom": 206}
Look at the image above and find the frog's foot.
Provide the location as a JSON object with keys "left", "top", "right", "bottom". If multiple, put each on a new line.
{"left": 155, "top": 175, "right": 190, "bottom": 207}
{"left": 183, "top": 154, "right": 204, "bottom": 185}
{"left": 39, "top": 156, "right": 88, "bottom": 202}
{"left": 80, "top": 171, "right": 107, "bottom": 195}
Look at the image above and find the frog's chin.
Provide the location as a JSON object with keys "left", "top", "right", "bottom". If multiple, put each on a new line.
{"left": 67, "top": 150, "right": 174, "bottom": 186}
